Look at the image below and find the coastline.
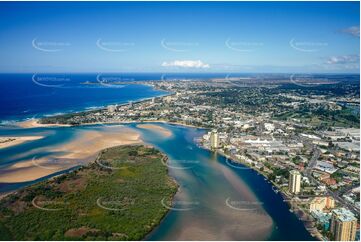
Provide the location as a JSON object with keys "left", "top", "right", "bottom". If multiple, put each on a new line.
{"left": 17, "top": 119, "right": 71, "bottom": 128}
{"left": 0, "top": 126, "right": 142, "bottom": 183}
{"left": 0, "top": 136, "right": 44, "bottom": 149}
{"left": 6, "top": 96, "right": 320, "bottom": 240}
{"left": 2, "top": 117, "right": 319, "bottom": 240}
{"left": 3, "top": 82, "right": 172, "bottom": 127}
{"left": 15, "top": 117, "right": 207, "bottom": 130}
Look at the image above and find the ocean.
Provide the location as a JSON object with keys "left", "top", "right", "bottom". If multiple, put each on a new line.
{"left": 0, "top": 72, "right": 333, "bottom": 240}
{"left": 0, "top": 73, "right": 171, "bottom": 122}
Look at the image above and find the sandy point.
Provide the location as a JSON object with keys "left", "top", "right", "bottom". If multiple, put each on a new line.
{"left": 16, "top": 118, "right": 71, "bottom": 128}
{"left": 0, "top": 136, "right": 44, "bottom": 149}
{"left": 0, "top": 126, "right": 142, "bottom": 183}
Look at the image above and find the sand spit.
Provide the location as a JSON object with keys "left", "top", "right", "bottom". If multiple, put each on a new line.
{"left": 0, "top": 126, "right": 142, "bottom": 183}
{"left": 16, "top": 119, "right": 71, "bottom": 128}
{"left": 0, "top": 136, "right": 44, "bottom": 149}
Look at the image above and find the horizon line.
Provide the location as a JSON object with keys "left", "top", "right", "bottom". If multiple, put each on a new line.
{"left": 0, "top": 72, "right": 359, "bottom": 75}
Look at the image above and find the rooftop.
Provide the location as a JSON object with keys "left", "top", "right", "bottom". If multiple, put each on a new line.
{"left": 290, "top": 170, "right": 301, "bottom": 176}
{"left": 332, "top": 207, "right": 356, "bottom": 222}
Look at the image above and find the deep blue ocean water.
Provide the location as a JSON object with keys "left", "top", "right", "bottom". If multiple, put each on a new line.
{"left": 0, "top": 73, "right": 242, "bottom": 122}
{"left": 0, "top": 73, "right": 171, "bottom": 122}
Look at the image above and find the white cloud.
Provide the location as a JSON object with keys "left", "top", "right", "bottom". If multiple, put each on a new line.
{"left": 326, "top": 55, "right": 359, "bottom": 64}
{"left": 161, "top": 60, "right": 210, "bottom": 68}
{"left": 340, "top": 26, "right": 360, "bottom": 37}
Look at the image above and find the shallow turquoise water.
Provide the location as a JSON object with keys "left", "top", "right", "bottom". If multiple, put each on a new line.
{"left": 0, "top": 123, "right": 314, "bottom": 240}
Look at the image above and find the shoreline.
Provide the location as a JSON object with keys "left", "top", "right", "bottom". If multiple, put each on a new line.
{"left": 15, "top": 117, "right": 208, "bottom": 130}
{"left": 7, "top": 97, "right": 320, "bottom": 240}
{"left": 0, "top": 144, "right": 178, "bottom": 240}
{"left": 0, "top": 136, "right": 44, "bottom": 149}
{"left": 0, "top": 127, "right": 143, "bottom": 183}
{"left": 3, "top": 118, "right": 320, "bottom": 240}
{"left": 3, "top": 82, "right": 172, "bottom": 127}
{"left": 209, "top": 149, "right": 322, "bottom": 240}
{"left": 17, "top": 119, "right": 71, "bottom": 128}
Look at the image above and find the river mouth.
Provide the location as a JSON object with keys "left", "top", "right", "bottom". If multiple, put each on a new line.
{"left": 0, "top": 122, "right": 314, "bottom": 241}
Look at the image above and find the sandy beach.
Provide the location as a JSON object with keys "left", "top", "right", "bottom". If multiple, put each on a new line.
{"left": 16, "top": 119, "right": 71, "bottom": 128}
{"left": 136, "top": 123, "right": 172, "bottom": 137}
{"left": 0, "top": 136, "right": 44, "bottom": 149}
{"left": 0, "top": 126, "right": 142, "bottom": 183}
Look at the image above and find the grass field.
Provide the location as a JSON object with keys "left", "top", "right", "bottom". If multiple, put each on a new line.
{"left": 0, "top": 145, "right": 178, "bottom": 240}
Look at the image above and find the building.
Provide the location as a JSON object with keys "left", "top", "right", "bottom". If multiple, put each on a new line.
{"left": 210, "top": 130, "right": 219, "bottom": 149}
{"left": 330, "top": 208, "right": 357, "bottom": 241}
{"left": 264, "top": 123, "right": 275, "bottom": 131}
{"left": 315, "top": 161, "right": 338, "bottom": 174}
{"left": 107, "top": 105, "right": 116, "bottom": 113}
{"left": 311, "top": 210, "right": 332, "bottom": 231}
{"left": 164, "top": 96, "right": 172, "bottom": 104}
{"left": 309, "top": 197, "right": 335, "bottom": 211}
{"left": 288, "top": 170, "right": 301, "bottom": 194}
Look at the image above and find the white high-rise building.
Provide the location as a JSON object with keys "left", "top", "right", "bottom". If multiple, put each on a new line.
{"left": 330, "top": 208, "right": 357, "bottom": 241}
{"left": 210, "top": 130, "right": 219, "bottom": 149}
{"left": 288, "top": 170, "right": 301, "bottom": 194}
{"left": 107, "top": 105, "right": 116, "bottom": 113}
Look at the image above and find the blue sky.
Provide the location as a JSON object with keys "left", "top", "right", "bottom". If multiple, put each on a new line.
{"left": 0, "top": 1, "right": 359, "bottom": 73}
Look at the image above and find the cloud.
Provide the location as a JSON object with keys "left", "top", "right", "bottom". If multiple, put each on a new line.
{"left": 161, "top": 60, "right": 210, "bottom": 68}
{"left": 326, "top": 55, "right": 359, "bottom": 64}
{"left": 340, "top": 26, "right": 360, "bottom": 37}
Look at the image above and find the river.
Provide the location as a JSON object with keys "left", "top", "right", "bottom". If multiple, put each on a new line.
{"left": 0, "top": 122, "right": 314, "bottom": 240}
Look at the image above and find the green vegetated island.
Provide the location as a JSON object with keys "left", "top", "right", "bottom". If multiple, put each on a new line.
{"left": 0, "top": 145, "right": 178, "bottom": 240}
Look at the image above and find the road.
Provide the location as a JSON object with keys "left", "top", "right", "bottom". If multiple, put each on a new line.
{"left": 304, "top": 145, "right": 320, "bottom": 177}
{"left": 304, "top": 146, "right": 359, "bottom": 215}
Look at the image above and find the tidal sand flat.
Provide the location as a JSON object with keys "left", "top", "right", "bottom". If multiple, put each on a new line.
{"left": 50, "top": 126, "right": 142, "bottom": 159}
{"left": 0, "top": 145, "right": 178, "bottom": 240}
{"left": 152, "top": 159, "right": 273, "bottom": 241}
{"left": 141, "top": 124, "right": 275, "bottom": 241}
{"left": 136, "top": 123, "right": 173, "bottom": 137}
{"left": 0, "top": 136, "right": 43, "bottom": 149}
{"left": 0, "top": 126, "right": 142, "bottom": 183}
